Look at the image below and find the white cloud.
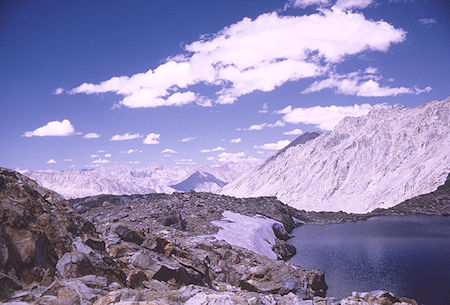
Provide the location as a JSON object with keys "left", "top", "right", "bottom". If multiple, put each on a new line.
{"left": 90, "top": 154, "right": 99, "bottom": 158}
{"left": 83, "top": 132, "right": 101, "bottom": 139}
{"left": 161, "top": 148, "right": 177, "bottom": 154}
{"left": 254, "top": 140, "right": 291, "bottom": 150}
{"left": 104, "top": 153, "right": 112, "bottom": 158}
{"left": 303, "top": 69, "right": 429, "bottom": 97}
{"left": 92, "top": 159, "right": 110, "bottom": 164}
{"left": 283, "top": 128, "right": 304, "bottom": 135}
{"left": 181, "top": 136, "right": 197, "bottom": 142}
{"left": 334, "top": 0, "right": 373, "bottom": 10}
{"left": 230, "top": 138, "right": 242, "bottom": 143}
{"left": 418, "top": 18, "right": 437, "bottom": 25}
{"left": 110, "top": 133, "right": 142, "bottom": 141}
{"left": 63, "top": 158, "right": 73, "bottom": 162}
{"left": 217, "top": 152, "right": 261, "bottom": 163}
{"left": 70, "top": 8, "right": 405, "bottom": 108}
{"left": 46, "top": 159, "right": 57, "bottom": 164}
{"left": 280, "top": 103, "right": 385, "bottom": 130}
{"left": 200, "top": 146, "right": 226, "bottom": 153}
{"left": 121, "top": 148, "right": 143, "bottom": 154}
{"left": 97, "top": 149, "right": 106, "bottom": 153}
{"left": 206, "top": 156, "right": 215, "bottom": 161}
{"left": 24, "top": 119, "right": 75, "bottom": 137}
{"left": 258, "top": 103, "right": 269, "bottom": 114}
{"left": 69, "top": 164, "right": 76, "bottom": 168}
{"left": 143, "top": 133, "right": 160, "bottom": 144}
{"left": 238, "top": 120, "right": 285, "bottom": 131}
{"left": 129, "top": 161, "right": 141, "bottom": 164}
{"left": 53, "top": 87, "right": 64, "bottom": 95}
{"left": 286, "top": 0, "right": 331, "bottom": 8}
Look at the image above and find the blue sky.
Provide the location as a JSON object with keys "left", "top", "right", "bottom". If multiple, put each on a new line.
{"left": 1, "top": 0, "right": 448, "bottom": 170}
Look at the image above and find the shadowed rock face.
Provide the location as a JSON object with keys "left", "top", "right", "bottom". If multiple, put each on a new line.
{"left": 0, "top": 167, "right": 93, "bottom": 285}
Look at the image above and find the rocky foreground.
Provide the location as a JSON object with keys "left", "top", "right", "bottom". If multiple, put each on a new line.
{"left": 2, "top": 168, "right": 444, "bottom": 304}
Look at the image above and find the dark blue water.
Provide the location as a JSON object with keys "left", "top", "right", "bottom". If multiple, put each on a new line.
{"left": 289, "top": 215, "right": 450, "bottom": 305}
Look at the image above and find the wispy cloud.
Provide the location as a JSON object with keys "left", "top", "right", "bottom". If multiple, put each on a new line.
{"left": 230, "top": 138, "right": 242, "bottom": 143}
{"left": 254, "top": 140, "right": 291, "bottom": 150}
{"left": 161, "top": 148, "right": 177, "bottom": 154}
{"left": 217, "top": 152, "right": 260, "bottom": 163}
{"left": 181, "top": 136, "right": 198, "bottom": 142}
{"left": 24, "top": 119, "right": 75, "bottom": 137}
{"left": 258, "top": 103, "right": 269, "bottom": 114}
{"left": 83, "top": 132, "right": 101, "bottom": 139}
{"left": 303, "top": 69, "right": 431, "bottom": 97}
{"left": 53, "top": 87, "right": 64, "bottom": 95}
{"left": 237, "top": 120, "right": 285, "bottom": 131}
{"left": 283, "top": 128, "right": 304, "bottom": 135}
{"left": 121, "top": 149, "right": 143, "bottom": 154}
{"left": 418, "top": 18, "right": 437, "bottom": 25}
{"left": 92, "top": 158, "right": 110, "bottom": 164}
{"left": 63, "top": 158, "right": 73, "bottom": 162}
{"left": 110, "top": 133, "right": 142, "bottom": 141}
{"left": 200, "top": 146, "right": 226, "bottom": 153}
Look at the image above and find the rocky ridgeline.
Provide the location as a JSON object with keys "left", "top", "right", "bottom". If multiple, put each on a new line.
{"left": 0, "top": 168, "right": 419, "bottom": 304}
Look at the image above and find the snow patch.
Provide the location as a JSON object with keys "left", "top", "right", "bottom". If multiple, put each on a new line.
{"left": 212, "top": 211, "right": 279, "bottom": 260}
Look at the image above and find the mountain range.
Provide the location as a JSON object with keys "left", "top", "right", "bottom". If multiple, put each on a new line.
{"left": 21, "top": 162, "right": 257, "bottom": 199}
{"left": 222, "top": 98, "right": 450, "bottom": 213}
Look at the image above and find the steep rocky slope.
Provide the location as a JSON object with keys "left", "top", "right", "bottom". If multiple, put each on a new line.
{"left": 223, "top": 98, "right": 450, "bottom": 213}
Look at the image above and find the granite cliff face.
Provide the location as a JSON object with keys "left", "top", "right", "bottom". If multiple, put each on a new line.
{"left": 0, "top": 168, "right": 421, "bottom": 304}
{"left": 223, "top": 98, "right": 450, "bottom": 213}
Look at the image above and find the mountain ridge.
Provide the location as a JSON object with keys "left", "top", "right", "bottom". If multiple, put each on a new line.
{"left": 222, "top": 97, "right": 450, "bottom": 213}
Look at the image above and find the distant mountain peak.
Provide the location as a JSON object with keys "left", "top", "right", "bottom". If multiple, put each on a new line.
{"left": 170, "top": 170, "right": 227, "bottom": 192}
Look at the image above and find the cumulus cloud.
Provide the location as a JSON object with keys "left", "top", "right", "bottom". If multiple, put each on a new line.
{"left": 283, "top": 128, "right": 304, "bottom": 135}
{"left": 230, "top": 138, "right": 242, "bottom": 143}
{"left": 70, "top": 8, "right": 405, "bottom": 108}
{"left": 200, "top": 146, "right": 226, "bottom": 153}
{"left": 46, "top": 159, "right": 57, "bottom": 164}
{"left": 418, "top": 18, "right": 437, "bottom": 25}
{"left": 254, "top": 140, "right": 291, "bottom": 150}
{"left": 161, "top": 148, "right": 177, "bottom": 154}
{"left": 143, "top": 133, "right": 160, "bottom": 144}
{"left": 53, "top": 87, "right": 64, "bottom": 95}
{"left": 181, "top": 136, "right": 197, "bottom": 142}
{"left": 83, "top": 132, "right": 101, "bottom": 139}
{"left": 24, "top": 119, "right": 75, "bottom": 137}
{"left": 92, "top": 159, "right": 110, "bottom": 164}
{"left": 237, "top": 120, "right": 285, "bottom": 131}
{"left": 280, "top": 103, "right": 386, "bottom": 130}
{"left": 110, "top": 133, "right": 142, "bottom": 141}
{"left": 104, "top": 153, "right": 112, "bottom": 158}
{"left": 303, "top": 69, "right": 430, "bottom": 97}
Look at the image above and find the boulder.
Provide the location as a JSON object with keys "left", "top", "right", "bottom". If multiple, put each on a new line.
{"left": 272, "top": 239, "right": 296, "bottom": 261}
{"left": 272, "top": 223, "right": 292, "bottom": 241}
{"left": 56, "top": 252, "right": 93, "bottom": 279}
{"left": 115, "top": 225, "right": 144, "bottom": 245}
